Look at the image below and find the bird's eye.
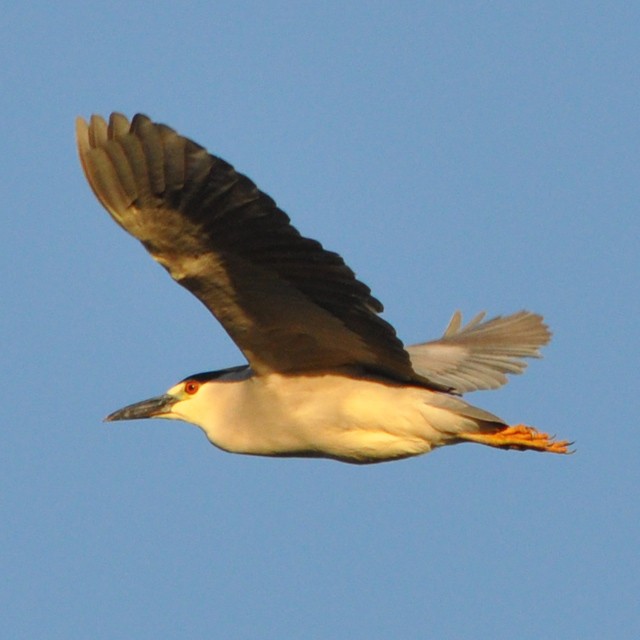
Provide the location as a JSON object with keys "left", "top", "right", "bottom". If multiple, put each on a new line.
{"left": 184, "top": 380, "right": 200, "bottom": 395}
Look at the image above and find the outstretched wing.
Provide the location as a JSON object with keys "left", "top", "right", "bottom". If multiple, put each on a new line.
{"left": 77, "top": 113, "right": 428, "bottom": 382}
{"left": 407, "top": 311, "right": 551, "bottom": 393}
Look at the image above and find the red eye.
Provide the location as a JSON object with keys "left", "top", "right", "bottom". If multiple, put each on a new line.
{"left": 184, "top": 380, "right": 200, "bottom": 395}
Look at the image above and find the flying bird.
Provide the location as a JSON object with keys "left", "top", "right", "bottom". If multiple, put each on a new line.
{"left": 76, "top": 113, "right": 570, "bottom": 464}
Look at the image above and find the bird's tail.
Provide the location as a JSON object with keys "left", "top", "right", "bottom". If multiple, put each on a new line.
{"left": 421, "top": 391, "right": 572, "bottom": 454}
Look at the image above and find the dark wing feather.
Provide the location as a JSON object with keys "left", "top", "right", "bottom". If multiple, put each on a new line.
{"left": 77, "top": 113, "right": 436, "bottom": 383}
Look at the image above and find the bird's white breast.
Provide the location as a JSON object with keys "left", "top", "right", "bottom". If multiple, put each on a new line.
{"left": 189, "top": 372, "right": 477, "bottom": 463}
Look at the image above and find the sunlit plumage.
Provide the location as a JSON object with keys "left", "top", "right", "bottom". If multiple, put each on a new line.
{"left": 77, "top": 113, "right": 570, "bottom": 464}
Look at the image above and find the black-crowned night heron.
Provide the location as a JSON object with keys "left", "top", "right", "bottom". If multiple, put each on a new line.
{"left": 76, "top": 113, "right": 570, "bottom": 464}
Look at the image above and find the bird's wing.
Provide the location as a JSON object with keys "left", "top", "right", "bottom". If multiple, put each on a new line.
{"left": 76, "top": 113, "right": 425, "bottom": 381}
{"left": 406, "top": 310, "right": 551, "bottom": 393}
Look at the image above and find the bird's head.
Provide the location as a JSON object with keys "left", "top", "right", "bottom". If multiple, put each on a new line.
{"left": 104, "top": 367, "right": 249, "bottom": 428}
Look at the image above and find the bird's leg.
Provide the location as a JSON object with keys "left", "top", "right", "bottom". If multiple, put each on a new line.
{"left": 460, "top": 424, "right": 572, "bottom": 454}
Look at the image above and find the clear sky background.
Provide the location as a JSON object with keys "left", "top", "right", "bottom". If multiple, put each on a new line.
{"left": 2, "top": 2, "right": 638, "bottom": 638}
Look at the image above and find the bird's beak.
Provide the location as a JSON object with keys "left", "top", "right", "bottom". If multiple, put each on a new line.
{"left": 104, "top": 393, "right": 177, "bottom": 422}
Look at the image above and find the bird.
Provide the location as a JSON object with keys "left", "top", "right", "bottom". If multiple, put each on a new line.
{"left": 76, "top": 112, "right": 571, "bottom": 464}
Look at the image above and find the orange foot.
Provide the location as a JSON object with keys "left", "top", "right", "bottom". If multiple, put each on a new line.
{"left": 462, "top": 424, "right": 573, "bottom": 454}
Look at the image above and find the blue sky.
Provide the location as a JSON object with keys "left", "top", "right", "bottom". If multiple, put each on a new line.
{"left": 2, "top": 2, "right": 638, "bottom": 638}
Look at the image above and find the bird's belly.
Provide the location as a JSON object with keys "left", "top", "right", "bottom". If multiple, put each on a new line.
{"left": 215, "top": 374, "right": 458, "bottom": 464}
